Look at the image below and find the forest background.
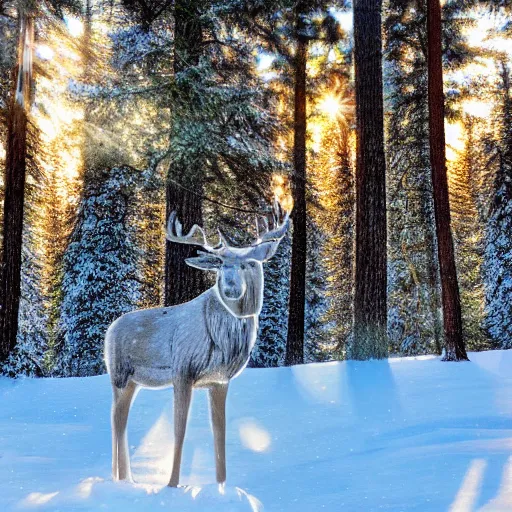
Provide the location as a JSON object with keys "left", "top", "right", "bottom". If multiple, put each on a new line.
{"left": 0, "top": 0, "right": 510, "bottom": 378}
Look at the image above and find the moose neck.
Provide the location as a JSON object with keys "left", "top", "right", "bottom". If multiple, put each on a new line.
{"left": 216, "top": 263, "right": 264, "bottom": 318}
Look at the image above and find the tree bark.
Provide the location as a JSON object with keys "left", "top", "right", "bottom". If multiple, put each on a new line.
{"left": 165, "top": 181, "right": 205, "bottom": 305}
{"left": 427, "top": 0, "right": 468, "bottom": 361}
{"left": 164, "top": 0, "right": 206, "bottom": 306}
{"left": 351, "top": 0, "right": 388, "bottom": 360}
{"left": 0, "top": 12, "right": 34, "bottom": 363}
{"left": 284, "top": 15, "right": 308, "bottom": 366}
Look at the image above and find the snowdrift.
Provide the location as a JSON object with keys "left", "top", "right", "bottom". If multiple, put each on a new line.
{"left": 1, "top": 350, "right": 512, "bottom": 511}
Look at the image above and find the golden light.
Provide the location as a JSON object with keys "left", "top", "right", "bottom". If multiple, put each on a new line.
{"left": 272, "top": 174, "right": 293, "bottom": 212}
{"left": 317, "top": 94, "right": 342, "bottom": 119}
{"left": 60, "top": 147, "right": 82, "bottom": 181}
{"left": 445, "top": 121, "right": 464, "bottom": 162}
{"left": 54, "top": 104, "right": 84, "bottom": 124}
{"left": 464, "top": 10, "right": 512, "bottom": 57}
{"left": 0, "top": 142, "right": 5, "bottom": 160}
{"left": 463, "top": 100, "right": 492, "bottom": 119}
{"left": 66, "top": 16, "right": 84, "bottom": 38}
{"left": 36, "top": 104, "right": 84, "bottom": 143}
{"left": 310, "top": 123, "right": 322, "bottom": 153}
{"left": 37, "top": 117, "right": 58, "bottom": 141}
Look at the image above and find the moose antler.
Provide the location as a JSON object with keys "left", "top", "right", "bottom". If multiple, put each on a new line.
{"left": 254, "top": 197, "right": 290, "bottom": 245}
{"left": 167, "top": 197, "right": 290, "bottom": 258}
{"left": 166, "top": 211, "right": 220, "bottom": 253}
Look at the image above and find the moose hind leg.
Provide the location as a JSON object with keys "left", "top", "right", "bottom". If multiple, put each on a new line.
{"left": 111, "top": 381, "right": 138, "bottom": 482}
{"left": 168, "top": 382, "right": 192, "bottom": 487}
{"left": 209, "top": 383, "right": 229, "bottom": 484}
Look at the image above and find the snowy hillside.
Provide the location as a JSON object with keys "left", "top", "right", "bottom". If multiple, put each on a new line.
{"left": 1, "top": 350, "right": 512, "bottom": 511}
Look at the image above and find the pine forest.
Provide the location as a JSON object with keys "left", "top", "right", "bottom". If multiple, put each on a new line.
{"left": 0, "top": 0, "right": 511, "bottom": 378}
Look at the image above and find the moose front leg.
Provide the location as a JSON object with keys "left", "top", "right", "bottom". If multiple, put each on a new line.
{"left": 168, "top": 381, "right": 192, "bottom": 487}
{"left": 209, "top": 382, "right": 229, "bottom": 484}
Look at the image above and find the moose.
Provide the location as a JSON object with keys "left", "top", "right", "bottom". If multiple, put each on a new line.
{"left": 104, "top": 200, "right": 289, "bottom": 487}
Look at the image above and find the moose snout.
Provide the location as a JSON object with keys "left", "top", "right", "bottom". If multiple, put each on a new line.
{"left": 220, "top": 268, "right": 246, "bottom": 300}
{"left": 223, "top": 280, "right": 245, "bottom": 299}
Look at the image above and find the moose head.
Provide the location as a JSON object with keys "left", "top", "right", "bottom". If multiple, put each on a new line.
{"left": 166, "top": 198, "right": 290, "bottom": 318}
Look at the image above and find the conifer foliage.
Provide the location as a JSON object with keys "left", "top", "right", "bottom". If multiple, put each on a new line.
{"left": 251, "top": 233, "right": 291, "bottom": 367}
{"left": 56, "top": 167, "right": 142, "bottom": 377}
{"left": 385, "top": 0, "right": 442, "bottom": 356}
{"left": 484, "top": 62, "right": 512, "bottom": 349}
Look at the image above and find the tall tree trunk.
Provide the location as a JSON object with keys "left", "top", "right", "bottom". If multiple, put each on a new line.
{"left": 425, "top": 220, "right": 443, "bottom": 355}
{"left": 164, "top": 0, "right": 206, "bottom": 306}
{"left": 0, "top": 12, "right": 34, "bottom": 363}
{"left": 284, "top": 15, "right": 307, "bottom": 366}
{"left": 165, "top": 182, "right": 204, "bottom": 304}
{"left": 427, "top": 0, "right": 468, "bottom": 361}
{"left": 351, "top": 0, "right": 388, "bottom": 360}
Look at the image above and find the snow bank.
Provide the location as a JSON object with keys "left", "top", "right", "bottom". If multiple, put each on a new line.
{"left": 1, "top": 350, "right": 512, "bottom": 511}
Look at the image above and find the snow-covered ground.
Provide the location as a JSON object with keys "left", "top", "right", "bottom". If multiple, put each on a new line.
{"left": 1, "top": 350, "right": 512, "bottom": 511}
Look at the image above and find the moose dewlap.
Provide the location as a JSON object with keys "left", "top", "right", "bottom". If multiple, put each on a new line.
{"left": 104, "top": 200, "right": 289, "bottom": 488}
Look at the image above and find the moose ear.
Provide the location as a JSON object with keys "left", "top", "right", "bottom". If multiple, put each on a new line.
{"left": 185, "top": 254, "right": 222, "bottom": 271}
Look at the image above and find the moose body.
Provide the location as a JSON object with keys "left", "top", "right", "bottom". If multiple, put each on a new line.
{"left": 106, "top": 288, "right": 258, "bottom": 391}
{"left": 105, "top": 201, "right": 288, "bottom": 487}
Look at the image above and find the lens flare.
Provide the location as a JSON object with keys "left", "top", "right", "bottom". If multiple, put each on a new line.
{"left": 318, "top": 94, "right": 342, "bottom": 119}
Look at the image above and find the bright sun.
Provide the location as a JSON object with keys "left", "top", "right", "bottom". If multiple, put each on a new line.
{"left": 317, "top": 94, "right": 342, "bottom": 119}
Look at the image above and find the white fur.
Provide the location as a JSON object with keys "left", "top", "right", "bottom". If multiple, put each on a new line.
{"left": 104, "top": 216, "right": 287, "bottom": 487}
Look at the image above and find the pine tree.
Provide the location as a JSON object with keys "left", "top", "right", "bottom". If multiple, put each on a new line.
{"left": 305, "top": 35, "right": 354, "bottom": 360}
{"left": 2, "top": 170, "right": 49, "bottom": 377}
{"left": 312, "top": 110, "right": 355, "bottom": 359}
{"left": 56, "top": 167, "right": 142, "bottom": 376}
{"left": 285, "top": 3, "right": 309, "bottom": 366}
{"left": 0, "top": 5, "right": 17, "bottom": 252}
{"left": 384, "top": 0, "right": 475, "bottom": 356}
{"left": 0, "top": 5, "right": 35, "bottom": 364}
{"left": 0, "top": 0, "right": 82, "bottom": 368}
{"left": 304, "top": 216, "right": 330, "bottom": 362}
{"left": 136, "top": 160, "right": 165, "bottom": 309}
{"left": 120, "top": 0, "right": 283, "bottom": 309}
{"left": 449, "top": 114, "right": 488, "bottom": 349}
{"left": 250, "top": 232, "right": 291, "bottom": 367}
{"left": 165, "top": 0, "right": 207, "bottom": 306}
{"left": 427, "top": 0, "right": 468, "bottom": 360}
{"left": 350, "top": 0, "right": 388, "bottom": 360}
{"left": 40, "top": 159, "right": 76, "bottom": 374}
{"left": 484, "top": 61, "right": 512, "bottom": 349}
{"left": 234, "top": 0, "right": 343, "bottom": 365}
{"left": 385, "top": 1, "right": 442, "bottom": 355}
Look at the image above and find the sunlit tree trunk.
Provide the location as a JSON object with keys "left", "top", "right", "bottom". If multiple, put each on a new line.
{"left": 164, "top": 0, "right": 206, "bottom": 306}
{"left": 0, "top": 11, "right": 34, "bottom": 363}
{"left": 427, "top": 0, "right": 468, "bottom": 361}
{"left": 285, "top": 11, "right": 308, "bottom": 366}
{"left": 351, "top": 0, "right": 388, "bottom": 360}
